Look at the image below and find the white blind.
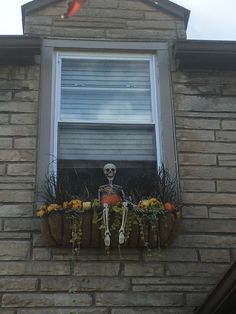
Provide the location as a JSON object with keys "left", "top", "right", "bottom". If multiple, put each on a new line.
{"left": 58, "top": 55, "right": 156, "bottom": 164}
{"left": 58, "top": 125, "right": 156, "bottom": 161}
{"left": 60, "top": 58, "right": 153, "bottom": 123}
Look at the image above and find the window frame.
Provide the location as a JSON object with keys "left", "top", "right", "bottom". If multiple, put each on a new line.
{"left": 37, "top": 39, "right": 177, "bottom": 187}
{"left": 54, "top": 51, "right": 160, "bottom": 168}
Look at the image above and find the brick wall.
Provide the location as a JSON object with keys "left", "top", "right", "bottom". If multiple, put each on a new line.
{"left": 24, "top": 0, "right": 186, "bottom": 40}
{"left": 0, "top": 1, "right": 235, "bottom": 313}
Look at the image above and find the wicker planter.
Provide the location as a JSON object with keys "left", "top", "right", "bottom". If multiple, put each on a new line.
{"left": 40, "top": 210, "right": 180, "bottom": 249}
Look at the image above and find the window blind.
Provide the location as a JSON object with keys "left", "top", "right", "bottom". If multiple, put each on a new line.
{"left": 60, "top": 58, "right": 153, "bottom": 123}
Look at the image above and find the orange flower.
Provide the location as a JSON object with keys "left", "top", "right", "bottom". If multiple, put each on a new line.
{"left": 47, "top": 204, "right": 61, "bottom": 212}
{"left": 63, "top": 201, "right": 70, "bottom": 210}
{"left": 164, "top": 202, "right": 175, "bottom": 212}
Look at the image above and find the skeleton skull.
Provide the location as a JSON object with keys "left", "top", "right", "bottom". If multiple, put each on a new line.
{"left": 103, "top": 163, "right": 116, "bottom": 182}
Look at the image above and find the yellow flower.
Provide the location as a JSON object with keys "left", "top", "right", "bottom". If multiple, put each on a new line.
{"left": 37, "top": 209, "right": 46, "bottom": 217}
{"left": 47, "top": 204, "right": 61, "bottom": 212}
{"left": 138, "top": 199, "right": 149, "bottom": 210}
{"left": 149, "top": 198, "right": 160, "bottom": 207}
{"left": 63, "top": 201, "right": 70, "bottom": 210}
{"left": 69, "top": 199, "right": 82, "bottom": 210}
{"left": 82, "top": 202, "right": 91, "bottom": 210}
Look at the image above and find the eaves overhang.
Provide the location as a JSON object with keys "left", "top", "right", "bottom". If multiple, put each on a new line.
{"left": 21, "top": 0, "right": 190, "bottom": 31}
{"left": 0, "top": 36, "right": 41, "bottom": 65}
{"left": 176, "top": 39, "right": 236, "bottom": 71}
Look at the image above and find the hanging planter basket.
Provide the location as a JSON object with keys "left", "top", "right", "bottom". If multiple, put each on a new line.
{"left": 40, "top": 209, "right": 180, "bottom": 249}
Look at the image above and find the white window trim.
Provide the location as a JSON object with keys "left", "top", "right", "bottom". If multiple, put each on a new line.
{"left": 53, "top": 51, "right": 162, "bottom": 170}
{"left": 37, "top": 39, "right": 177, "bottom": 189}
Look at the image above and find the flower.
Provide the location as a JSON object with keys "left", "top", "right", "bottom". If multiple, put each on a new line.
{"left": 37, "top": 209, "right": 46, "bottom": 217}
{"left": 138, "top": 199, "right": 149, "bottom": 210}
{"left": 164, "top": 202, "right": 175, "bottom": 212}
{"left": 63, "top": 201, "right": 70, "bottom": 210}
{"left": 82, "top": 202, "right": 91, "bottom": 210}
{"left": 47, "top": 204, "right": 61, "bottom": 212}
{"left": 149, "top": 198, "right": 160, "bottom": 207}
{"left": 69, "top": 199, "right": 82, "bottom": 210}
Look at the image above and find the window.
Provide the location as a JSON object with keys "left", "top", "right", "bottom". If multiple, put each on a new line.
{"left": 37, "top": 40, "right": 177, "bottom": 187}
{"left": 54, "top": 52, "right": 161, "bottom": 171}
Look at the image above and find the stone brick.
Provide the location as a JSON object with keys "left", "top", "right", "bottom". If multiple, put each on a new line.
{"left": 14, "top": 90, "right": 39, "bottom": 102}
{"left": 217, "top": 180, "right": 236, "bottom": 192}
{"left": 145, "top": 11, "right": 175, "bottom": 20}
{"left": 178, "top": 153, "right": 216, "bottom": 166}
{"left": 0, "top": 183, "right": 34, "bottom": 190}
{"left": 0, "top": 190, "right": 34, "bottom": 203}
{"left": 112, "top": 309, "right": 194, "bottom": 314}
{"left": 4, "top": 218, "right": 39, "bottom": 231}
{"left": 0, "top": 241, "right": 30, "bottom": 260}
{"left": 106, "top": 29, "right": 176, "bottom": 40}
{"left": 0, "top": 138, "right": 12, "bottom": 148}
{"left": 52, "top": 27, "right": 105, "bottom": 38}
{"left": 2, "top": 293, "right": 92, "bottom": 307}
{"left": 173, "top": 235, "right": 236, "bottom": 248}
{"left": 74, "top": 262, "right": 120, "bottom": 276}
{"left": 176, "top": 117, "right": 220, "bottom": 130}
{"left": 0, "top": 113, "right": 8, "bottom": 123}
{"left": 119, "top": 0, "right": 153, "bottom": 11}
{"left": 0, "top": 261, "right": 71, "bottom": 275}
{"left": 10, "top": 113, "right": 37, "bottom": 124}
{"left": 175, "top": 95, "right": 236, "bottom": 113}
{"left": 182, "top": 192, "right": 236, "bottom": 206}
{"left": 166, "top": 263, "right": 227, "bottom": 277}
{"left": 18, "top": 309, "right": 108, "bottom": 314}
{"left": 0, "top": 101, "right": 37, "bottom": 113}
{"left": 0, "top": 125, "right": 36, "bottom": 136}
{"left": 41, "top": 276, "right": 130, "bottom": 292}
{"left": 124, "top": 263, "right": 164, "bottom": 276}
{"left": 132, "top": 284, "right": 211, "bottom": 293}
{"left": 14, "top": 137, "right": 36, "bottom": 149}
{"left": 0, "top": 278, "right": 37, "bottom": 291}
{"left": 174, "top": 83, "right": 221, "bottom": 95}
{"left": 199, "top": 249, "right": 230, "bottom": 263}
{"left": 181, "top": 180, "right": 215, "bottom": 192}
{"left": 222, "top": 120, "right": 236, "bottom": 129}
{"left": 178, "top": 142, "right": 236, "bottom": 154}
{"left": 0, "top": 164, "right": 6, "bottom": 176}
{"left": 0, "top": 232, "right": 31, "bottom": 240}
{"left": 143, "top": 248, "right": 198, "bottom": 262}
{"left": 25, "top": 15, "right": 53, "bottom": 25}
{"left": 0, "top": 310, "right": 14, "bottom": 314}
{"left": 0, "top": 91, "right": 12, "bottom": 101}
{"left": 7, "top": 163, "right": 35, "bottom": 176}
{"left": 209, "top": 207, "right": 236, "bottom": 219}
{"left": 0, "top": 205, "right": 31, "bottom": 218}
{"left": 132, "top": 276, "right": 218, "bottom": 285}
{"left": 180, "top": 166, "right": 236, "bottom": 180}
{"left": 216, "top": 131, "right": 236, "bottom": 142}
{"left": 126, "top": 20, "right": 176, "bottom": 29}
{"left": 176, "top": 129, "right": 215, "bottom": 141}
{"left": 96, "top": 292, "right": 184, "bottom": 307}
{"left": 218, "top": 154, "right": 236, "bottom": 166}
{"left": 182, "top": 219, "right": 236, "bottom": 233}
{"left": 89, "top": 0, "right": 118, "bottom": 9}
{"left": 182, "top": 206, "right": 208, "bottom": 218}
{"left": 32, "top": 247, "right": 51, "bottom": 260}
{"left": 0, "top": 150, "right": 35, "bottom": 161}
{"left": 186, "top": 293, "right": 208, "bottom": 306}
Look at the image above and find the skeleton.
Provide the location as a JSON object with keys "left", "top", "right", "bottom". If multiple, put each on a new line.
{"left": 98, "top": 163, "right": 128, "bottom": 248}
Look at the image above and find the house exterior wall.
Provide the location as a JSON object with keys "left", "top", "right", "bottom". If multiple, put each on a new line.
{"left": 24, "top": 0, "right": 186, "bottom": 40}
{"left": 0, "top": 1, "right": 235, "bottom": 313}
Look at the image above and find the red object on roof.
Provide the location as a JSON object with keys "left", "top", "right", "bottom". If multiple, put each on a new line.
{"left": 62, "top": 0, "right": 86, "bottom": 19}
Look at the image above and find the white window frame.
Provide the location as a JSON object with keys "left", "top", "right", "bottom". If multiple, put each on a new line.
{"left": 53, "top": 51, "right": 162, "bottom": 170}
{"left": 37, "top": 39, "right": 177, "bottom": 187}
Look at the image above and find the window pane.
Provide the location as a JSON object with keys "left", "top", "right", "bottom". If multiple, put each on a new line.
{"left": 60, "top": 58, "right": 153, "bottom": 123}
{"left": 58, "top": 124, "right": 156, "bottom": 161}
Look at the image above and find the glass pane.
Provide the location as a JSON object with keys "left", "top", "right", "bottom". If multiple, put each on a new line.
{"left": 60, "top": 58, "right": 153, "bottom": 123}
